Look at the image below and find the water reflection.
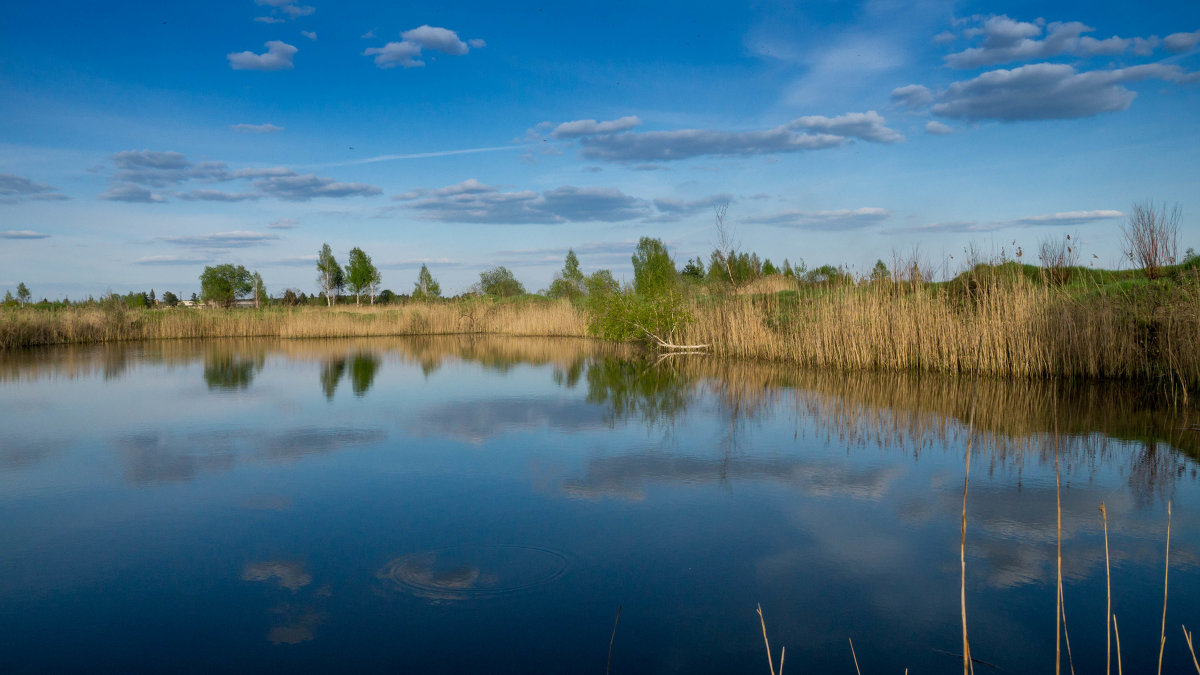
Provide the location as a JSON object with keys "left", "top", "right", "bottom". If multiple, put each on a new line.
{"left": 320, "top": 358, "right": 346, "bottom": 399}
{"left": 242, "top": 560, "right": 312, "bottom": 591}
{"left": 114, "top": 427, "right": 386, "bottom": 484}
{"left": 203, "top": 351, "right": 264, "bottom": 391}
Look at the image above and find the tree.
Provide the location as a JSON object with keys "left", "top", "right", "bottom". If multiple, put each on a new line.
{"left": 251, "top": 272, "right": 268, "bottom": 308}
{"left": 412, "top": 264, "right": 442, "bottom": 301}
{"left": 680, "top": 256, "right": 705, "bottom": 282}
{"left": 316, "top": 243, "right": 344, "bottom": 306}
{"left": 4, "top": 290, "right": 14, "bottom": 304}
{"left": 149, "top": 289, "right": 156, "bottom": 304}
{"left": 345, "top": 247, "right": 381, "bottom": 305}
{"left": 479, "top": 266, "right": 525, "bottom": 297}
{"left": 585, "top": 269, "right": 620, "bottom": 297}
{"left": 161, "top": 291, "right": 180, "bottom": 307}
{"left": 378, "top": 289, "right": 396, "bottom": 304}
{"left": 632, "top": 237, "right": 676, "bottom": 297}
{"left": 869, "top": 259, "right": 891, "bottom": 283}
{"left": 16, "top": 282, "right": 30, "bottom": 304}
{"left": 1122, "top": 201, "right": 1181, "bottom": 280}
{"left": 199, "top": 264, "right": 253, "bottom": 307}
{"left": 548, "top": 250, "right": 585, "bottom": 299}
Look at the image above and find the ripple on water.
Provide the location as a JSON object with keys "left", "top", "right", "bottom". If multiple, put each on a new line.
{"left": 377, "top": 545, "right": 570, "bottom": 601}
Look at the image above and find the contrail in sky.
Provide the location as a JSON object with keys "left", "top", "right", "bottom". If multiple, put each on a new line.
{"left": 312, "top": 144, "right": 529, "bottom": 168}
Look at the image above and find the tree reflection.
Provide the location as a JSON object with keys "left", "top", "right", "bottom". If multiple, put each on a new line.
{"left": 584, "top": 356, "right": 697, "bottom": 426}
{"left": 349, "top": 352, "right": 380, "bottom": 397}
{"left": 320, "top": 358, "right": 346, "bottom": 400}
{"left": 203, "top": 351, "right": 264, "bottom": 390}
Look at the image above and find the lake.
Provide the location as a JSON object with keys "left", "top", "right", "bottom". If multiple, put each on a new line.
{"left": 1, "top": 336, "right": 1199, "bottom": 673}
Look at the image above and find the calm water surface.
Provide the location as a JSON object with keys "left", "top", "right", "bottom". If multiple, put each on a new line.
{"left": 2, "top": 337, "right": 1199, "bottom": 673}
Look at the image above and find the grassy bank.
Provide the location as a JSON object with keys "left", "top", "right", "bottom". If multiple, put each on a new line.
{"left": 4, "top": 261, "right": 1199, "bottom": 390}
{"left": 0, "top": 297, "right": 588, "bottom": 350}
{"left": 681, "top": 268, "right": 1200, "bottom": 389}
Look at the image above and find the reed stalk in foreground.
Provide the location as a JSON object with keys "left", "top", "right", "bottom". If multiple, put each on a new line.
{"left": 1184, "top": 625, "right": 1200, "bottom": 673}
{"left": 1114, "top": 614, "right": 1124, "bottom": 675}
{"left": 960, "top": 368, "right": 978, "bottom": 675}
{"left": 605, "top": 605, "right": 621, "bottom": 675}
{"left": 1159, "top": 500, "right": 1172, "bottom": 675}
{"left": 1055, "top": 398, "right": 1063, "bottom": 675}
{"left": 1101, "top": 502, "right": 1112, "bottom": 675}
{"left": 848, "top": 637, "right": 861, "bottom": 675}
{"left": 756, "top": 603, "right": 782, "bottom": 675}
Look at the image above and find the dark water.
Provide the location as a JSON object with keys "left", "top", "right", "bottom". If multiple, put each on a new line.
{"left": 2, "top": 337, "right": 1200, "bottom": 673}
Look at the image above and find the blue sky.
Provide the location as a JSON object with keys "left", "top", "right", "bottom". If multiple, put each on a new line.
{"left": 2, "top": 0, "right": 1198, "bottom": 299}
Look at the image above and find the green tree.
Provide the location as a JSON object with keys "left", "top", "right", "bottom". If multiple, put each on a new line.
{"left": 680, "top": 256, "right": 705, "bottom": 282}
{"left": 412, "top": 264, "right": 442, "bottom": 301}
{"left": 199, "top": 264, "right": 253, "bottom": 307}
{"left": 869, "top": 259, "right": 891, "bottom": 283}
{"left": 251, "top": 272, "right": 267, "bottom": 308}
{"left": 16, "top": 282, "right": 31, "bottom": 304}
{"left": 762, "top": 259, "right": 778, "bottom": 276}
{"left": 161, "top": 291, "right": 180, "bottom": 307}
{"left": 378, "top": 289, "right": 396, "bottom": 304}
{"left": 345, "top": 247, "right": 381, "bottom": 305}
{"left": 4, "top": 290, "right": 14, "bottom": 304}
{"left": 316, "top": 243, "right": 344, "bottom": 306}
{"left": 479, "top": 266, "right": 525, "bottom": 297}
{"left": 548, "top": 250, "right": 586, "bottom": 299}
{"left": 632, "top": 237, "right": 676, "bottom": 297}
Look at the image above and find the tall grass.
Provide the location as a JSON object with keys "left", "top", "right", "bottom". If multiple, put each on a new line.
{"left": 0, "top": 299, "right": 588, "bottom": 350}
{"left": 679, "top": 271, "right": 1200, "bottom": 391}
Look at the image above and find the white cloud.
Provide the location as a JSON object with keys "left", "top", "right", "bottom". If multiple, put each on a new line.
{"left": 1, "top": 230, "right": 51, "bottom": 239}
{"left": 1012, "top": 210, "right": 1123, "bottom": 226}
{"left": 99, "top": 184, "right": 166, "bottom": 203}
{"left": 890, "top": 84, "right": 933, "bottom": 110}
{"left": 743, "top": 207, "right": 890, "bottom": 230}
{"left": 393, "top": 180, "right": 651, "bottom": 224}
{"left": 363, "top": 41, "right": 424, "bottom": 68}
{"left": 280, "top": 4, "right": 313, "bottom": 19}
{"left": 363, "top": 25, "right": 482, "bottom": 69}
{"left": 576, "top": 113, "right": 907, "bottom": 162}
{"left": 254, "top": 16, "right": 284, "bottom": 24}
{"left": 301, "top": 30, "right": 316, "bottom": 41}
{"left": 946, "top": 15, "right": 1166, "bottom": 68}
{"left": 134, "top": 255, "right": 216, "bottom": 266}
{"left": 468, "top": 38, "right": 486, "bottom": 49}
{"left": 268, "top": 218, "right": 298, "bottom": 229}
{"left": 177, "top": 190, "right": 263, "bottom": 202}
{"left": 0, "top": 173, "right": 68, "bottom": 203}
{"left": 932, "top": 63, "right": 1196, "bottom": 121}
{"left": 227, "top": 41, "right": 297, "bottom": 71}
{"left": 550, "top": 116, "right": 642, "bottom": 139}
{"left": 925, "top": 121, "right": 953, "bottom": 135}
{"left": 789, "top": 111, "right": 904, "bottom": 143}
{"left": 1164, "top": 30, "right": 1200, "bottom": 53}
{"left": 401, "top": 25, "right": 469, "bottom": 54}
{"left": 160, "top": 231, "right": 280, "bottom": 249}
{"left": 253, "top": 174, "right": 382, "bottom": 201}
{"left": 230, "top": 123, "right": 284, "bottom": 133}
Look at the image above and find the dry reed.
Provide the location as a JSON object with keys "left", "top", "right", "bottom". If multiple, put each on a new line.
{"left": 605, "top": 605, "right": 622, "bottom": 675}
{"left": 1184, "top": 625, "right": 1200, "bottom": 673}
{"left": 679, "top": 274, "right": 1200, "bottom": 391}
{"left": 1101, "top": 502, "right": 1112, "bottom": 675}
{"left": 1159, "top": 500, "right": 1172, "bottom": 675}
{"left": 0, "top": 300, "right": 588, "bottom": 351}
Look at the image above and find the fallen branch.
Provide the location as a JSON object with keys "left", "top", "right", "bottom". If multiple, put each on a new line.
{"left": 628, "top": 321, "right": 708, "bottom": 351}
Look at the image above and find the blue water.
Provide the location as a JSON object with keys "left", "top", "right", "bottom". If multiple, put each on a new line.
{"left": 1, "top": 337, "right": 1198, "bottom": 673}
